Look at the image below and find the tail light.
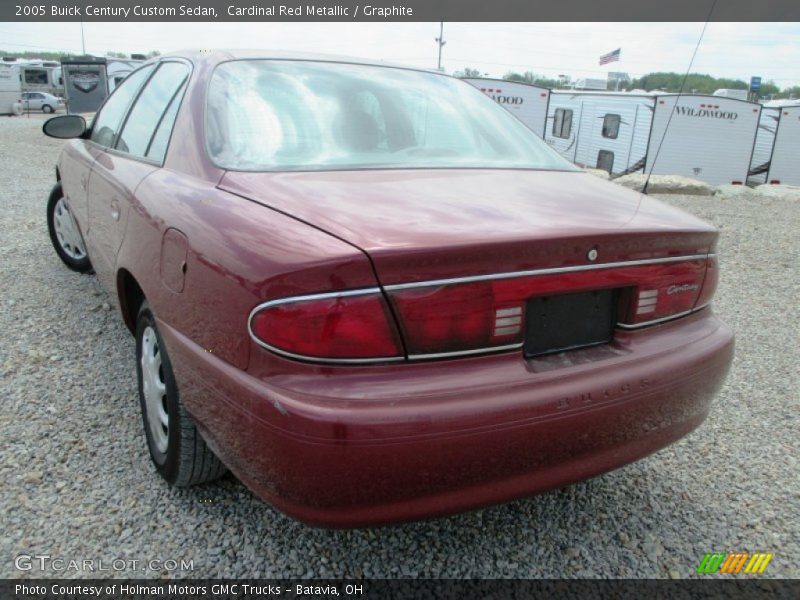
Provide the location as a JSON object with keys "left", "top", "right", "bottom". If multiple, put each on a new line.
{"left": 248, "top": 289, "right": 403, "bottom": 363}
{"left": 387, "top": 255, "right": 716, "bottom": 357}
{"left": 250, "top": 255, "right": 718, "bottom": 363}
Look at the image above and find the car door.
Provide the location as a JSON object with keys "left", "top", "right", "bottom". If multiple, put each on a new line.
{"left": 86, "top": 61, "right": 191, "bottom": 291}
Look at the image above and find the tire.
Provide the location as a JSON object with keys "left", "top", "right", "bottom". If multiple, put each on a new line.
{"left": 135, "top": 301, "right": 227, "bottom": 487}
{"left": 42, "top": 104, "right": 53, "bottom": 113}
{"left": 46, "top": 183, "right": 92, "bottom": 273}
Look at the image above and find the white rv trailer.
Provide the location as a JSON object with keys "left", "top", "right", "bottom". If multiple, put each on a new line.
{"left": 9, "top": 62, "right": 64, "bottom": 97}
{"left": 463, "top": 78, "right": 550, "bottom": 138}
{"left": 0, "top": 64, "right": 23, "bottom": 115}
{"left": 713, "top": 88, "right": 748, "bottom": 101}
{"left": 544, "top": 90, "right": 656, "bottom": 176}
{"left": 762, "top": 105, "right": 800, "bottom": 185}
{"left": 646, "top": 95, "right": 762, "bottom": 185}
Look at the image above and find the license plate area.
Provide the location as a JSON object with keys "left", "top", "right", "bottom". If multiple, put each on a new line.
{"left": 524, "top": 289, "right": 618, "bottom": 358}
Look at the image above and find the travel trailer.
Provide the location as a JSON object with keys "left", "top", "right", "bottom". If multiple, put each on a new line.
{"left": 463, "top": 78, "right": 550, "bottom": 138}
{"left": 544, "top": 91, "right": 655, "bottom": 176}
{"left": 713, "top": 88, "right": 748, "bottom": 101}
{"left": 61, "top": 57, "right": 109, "bottom": 114}
{"left": 9, "top": 61, "right": 64, "bottom": 97}
{"left": 752, "top": 104, "right": 800, "bottom": 186}
{"left": 0, "top": 64, "right": 23, "bottom": 115}
{"left": 646, "top": 95, "right": 762, "bottom": 185}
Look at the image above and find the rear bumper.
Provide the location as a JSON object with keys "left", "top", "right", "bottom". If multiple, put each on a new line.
{"left": 159, "top": 308, "right": 733, "bottom": 527}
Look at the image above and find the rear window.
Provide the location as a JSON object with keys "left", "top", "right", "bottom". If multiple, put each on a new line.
{"left": 206, "top": 60, "right": 576, "bottom": 172}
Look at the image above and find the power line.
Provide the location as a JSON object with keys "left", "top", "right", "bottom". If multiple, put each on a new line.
{"left": 644, "top": 0, "right": 718, "bottom": 194}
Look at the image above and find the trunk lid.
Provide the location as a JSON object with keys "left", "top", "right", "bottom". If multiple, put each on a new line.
{"left": 219, "top": 169, "right": 717, "bottom": 286}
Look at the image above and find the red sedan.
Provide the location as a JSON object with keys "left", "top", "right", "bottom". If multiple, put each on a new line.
{"left": 43, "top": 50, "right": 733, "bottom": 527}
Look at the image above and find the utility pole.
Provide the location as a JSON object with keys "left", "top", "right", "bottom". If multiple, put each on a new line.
{"left": 80, "top": 20, "right": 86, "bottom": 54}
{"left": 435, "top": 22, "right": 446, "bottom": 72}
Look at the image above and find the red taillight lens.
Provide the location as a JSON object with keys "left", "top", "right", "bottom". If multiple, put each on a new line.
{"left": 694, "top": 254, "right": 718, "bottom": 309}
{"left": 249, "top": 290, "right": 403, "bottom": 361}
{"left": 387, "top": 282, "right": 500, "bottom": 355}
{"left": 626, "top": 259, "right": 706, "bottom": 324}
{"left": 389, "top": 256, "right": 716, "bottom": 357}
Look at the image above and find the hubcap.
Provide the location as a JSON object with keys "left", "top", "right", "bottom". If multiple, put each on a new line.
{"left": 53, "top": 198, "right": 87, "bottom": 260}
{"left": 141, "top": 326, "right": 169, "bottom": 454}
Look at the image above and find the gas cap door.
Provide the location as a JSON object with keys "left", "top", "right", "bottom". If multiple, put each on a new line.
{"left": 160, "top": 228, "right": 188, "bottom": 293}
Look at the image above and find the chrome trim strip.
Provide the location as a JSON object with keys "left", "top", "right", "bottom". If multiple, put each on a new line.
{"left": 408, "top": 342, "right": 523, "bottom": 361}
{"left": 383, "top": 253, "right": 714, "bottom": 291}
{"left": 617, "top": 303, "right": 710, "bottom": 330}
{"left": 247, "top": 287, "right": 404, "bottom": 365}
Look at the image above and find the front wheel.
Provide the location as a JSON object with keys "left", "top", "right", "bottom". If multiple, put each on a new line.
{"left": 46, "top": 183, "right": 92, "bottom": 272}
{"left": 42, "top": 104, "right": 54, "bottom": 113}
{"left": 136, "top": 301, "right": 227, "bottom": 486}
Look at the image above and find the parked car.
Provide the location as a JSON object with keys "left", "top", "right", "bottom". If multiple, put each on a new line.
{"left": 22, "top": 91, "right": 63, "bottom": 113}
{"left": 42, "top": 51, "right": 734, "bottom": 527}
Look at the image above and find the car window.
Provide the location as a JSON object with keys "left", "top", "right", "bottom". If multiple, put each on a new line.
{"left": 90, "top": 65, "right": 154, "bottom": 148}
{"left": 146, "top": 79, "right": 188, "bottom": 162}
{"left": 115, "top": 62, "right": 189, "bottom": 160}
{"left": 207, "top": 60, "right": 577, "bottom": 172}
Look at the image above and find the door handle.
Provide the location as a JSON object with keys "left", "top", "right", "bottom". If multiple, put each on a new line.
{"left": 80, "top": 173, "right": 87, "bottom": 189}
{"left": 110, "top": 198, "right": 120, "bottom": 222}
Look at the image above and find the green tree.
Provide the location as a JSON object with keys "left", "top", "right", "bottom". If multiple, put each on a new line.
{"left": 776, "top": 85, "right": 800, "bottom": 99}
{"left": 453, "top": 67, "right": 483, "bottom": 78}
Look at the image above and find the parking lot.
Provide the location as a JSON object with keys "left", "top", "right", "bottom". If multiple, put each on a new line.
{"left": 1, "top": 114, "right": 798, "bottom": 579}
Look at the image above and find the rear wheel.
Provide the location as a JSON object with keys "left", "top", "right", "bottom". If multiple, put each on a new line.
{"left": 42, "top": 104, "right": 53, "bottom": 113}
{"left": 135, "top": 301, "right": 227, "bottom": 486}
{"left": 46, "top": 183, "right": 92, "bottom": 272}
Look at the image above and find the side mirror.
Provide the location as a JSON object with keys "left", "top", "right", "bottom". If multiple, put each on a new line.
{"left": 43, "top": 115, "right": 87, "bottom": 139}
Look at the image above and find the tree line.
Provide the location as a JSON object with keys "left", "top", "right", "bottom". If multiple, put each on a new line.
{"left": 453, "top": 67, "right": 799, "bottom": 99}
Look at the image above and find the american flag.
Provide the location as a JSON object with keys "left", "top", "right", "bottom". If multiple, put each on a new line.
{"left": 599, "top": 48, "right": 621, "bottom": 66}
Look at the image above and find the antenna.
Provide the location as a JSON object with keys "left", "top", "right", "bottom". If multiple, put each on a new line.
{"left": 435, "top": 22, "right": 446, "bottom": 72}
{"left": 643, "top": 0, "right": 718, "bottom": 194}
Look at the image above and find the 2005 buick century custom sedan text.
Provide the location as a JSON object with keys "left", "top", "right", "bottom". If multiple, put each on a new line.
{"left": 42, "top": 50, "right": 733, "bottom": 527}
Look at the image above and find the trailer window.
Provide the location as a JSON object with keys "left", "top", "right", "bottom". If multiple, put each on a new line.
{"left": 207, "top": 60, "right": 577, "bottom": 172}
{"left": 24, "top": 69, "right": 48, "bottom": 85}
{"left": 552, "top": 109, "right": 573, "bottom": 139}
{"left": 597, "top": 150, "right": 614, "bottom": 173}
{"left": 602, "top": 114, "right": 620, "bottom": 139}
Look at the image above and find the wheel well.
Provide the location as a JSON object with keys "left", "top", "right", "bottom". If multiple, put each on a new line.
{"left": 117, "top": 269, "right": 145, "bottom": 335}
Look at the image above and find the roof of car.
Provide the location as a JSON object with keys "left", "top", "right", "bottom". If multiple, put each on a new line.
{"left": 160, "top": 49, "right": 443, "bottom": 75}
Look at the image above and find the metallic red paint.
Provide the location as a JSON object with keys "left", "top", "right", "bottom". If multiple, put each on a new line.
{"left": 159, "top": 308, "right": 732, "bottom": 527}
{"left": 53, "top": 50, "right": 734, "bottom": 527}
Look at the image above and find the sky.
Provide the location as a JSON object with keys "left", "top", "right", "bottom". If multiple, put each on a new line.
{"left": 1, "top": 21, "right": 798, "bottom": 88}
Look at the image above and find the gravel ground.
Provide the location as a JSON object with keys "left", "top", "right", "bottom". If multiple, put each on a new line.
{"left": 1, "top": 114, "right": 798, "bottom": 579}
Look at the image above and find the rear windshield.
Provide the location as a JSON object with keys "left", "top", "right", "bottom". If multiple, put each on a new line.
{"left": 206, "top": 60, "right": 577, "bottom": 172}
